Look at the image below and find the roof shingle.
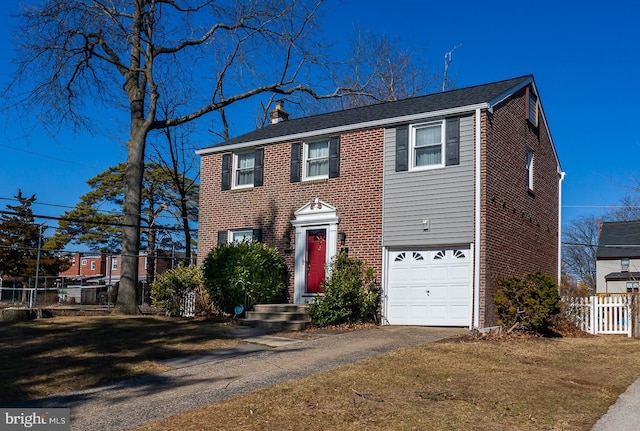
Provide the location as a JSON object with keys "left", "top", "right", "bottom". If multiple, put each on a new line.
{"left": 201, "top": 75, "right": 533, "bottom": 150}
{"left": 597, "top": 221, "right": 640, "bottom": 259}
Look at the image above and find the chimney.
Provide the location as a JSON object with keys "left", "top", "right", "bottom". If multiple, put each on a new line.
{"left": 269, "top": 101, "right": 289, "bottom": 124}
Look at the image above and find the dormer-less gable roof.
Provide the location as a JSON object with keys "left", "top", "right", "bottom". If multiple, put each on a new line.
{"left": 597, "top": 221, "right": 640, "bottom": 259}
{"left": 197, "top": 75, "right": 543, "bottom": 155}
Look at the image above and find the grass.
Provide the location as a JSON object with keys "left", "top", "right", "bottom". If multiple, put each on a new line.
{"left": 0, "top": 315, "right": 241, "bottom": 403}
{"left": 3, "top": 315, "right": 640, "bottom": 430}
{"left": 135, "top": 335, "right": 640, "bottom": 431}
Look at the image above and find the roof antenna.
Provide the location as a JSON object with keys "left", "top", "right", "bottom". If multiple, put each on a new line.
{"left": 442, "top": 44, "right": 462, "bottom": 92}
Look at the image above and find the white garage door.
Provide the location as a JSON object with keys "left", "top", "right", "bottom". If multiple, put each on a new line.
{"left": 386, "top": 248, "right": 472, "bottom": 326}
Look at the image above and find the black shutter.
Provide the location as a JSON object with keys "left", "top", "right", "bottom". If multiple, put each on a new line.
{"left": 290, "top": 142, "right": 301, "bottom": 183}
{"left": 253, "top": 148, "right": 264, "bottom": 187}
{"left": 217, "top": 231, "right": 227, "bottom": 245}
{"left": 252, "top": 228, "right": 263, "bottom": 243}
{"left": 328, "top": 137, "right": 340, "bottom": 178}
{"left": 445, "top": 118, "right": 460, "bottom": 166}
{"left": 221, "top": 153, "right": 231, "bottom": 190}
{"left": 395, "top": 125, "right": 408, "bottom": 172}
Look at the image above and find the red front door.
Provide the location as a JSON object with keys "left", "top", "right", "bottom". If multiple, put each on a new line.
{"left": 306, "top": 229, "right": 327, "bottom": 294}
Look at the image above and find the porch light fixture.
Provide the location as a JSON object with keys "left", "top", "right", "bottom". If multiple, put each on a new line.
{"left": 338, "top": 231, "right": 346, "bottom": 245}
{"left": 283, "top": 234, "right": 291, "bottom": 246}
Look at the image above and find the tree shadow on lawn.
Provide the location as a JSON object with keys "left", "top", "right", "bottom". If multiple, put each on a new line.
{"left": 0, "top": 315, "right": 241, "bottom": 403}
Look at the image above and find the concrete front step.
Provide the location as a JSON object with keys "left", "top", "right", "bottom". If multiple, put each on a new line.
{"left": 240, "top": 303, "right": 310, "bottom": 331}
{"left": 238, "top": 319, "right": 309, "bottom": 331}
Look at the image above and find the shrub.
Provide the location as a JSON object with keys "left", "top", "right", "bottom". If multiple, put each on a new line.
{"left": 201, "top": 240, "right": 288, "bottom": 314}
{"left": 494, "top": 271, "right": 561, "bottom": 334}
{"left": 307, "top": 253, "right": 379, "bottom": 327}
{"left": 150, "top": 265, "right": 204, "bottom": 317}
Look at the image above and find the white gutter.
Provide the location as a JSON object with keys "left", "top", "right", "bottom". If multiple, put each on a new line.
{"left": 558, "top": 171, "right": 566, "bottom": 283}
{"left": 196, "top": 103, "right": 489, "bottom": 155}
{"left": 473, "top": 107, "right": 481, "bottom": 329}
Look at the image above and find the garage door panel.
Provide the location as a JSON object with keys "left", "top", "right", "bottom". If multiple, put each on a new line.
{"left": 387, "top": 247, "right": 471, "bottom": 326}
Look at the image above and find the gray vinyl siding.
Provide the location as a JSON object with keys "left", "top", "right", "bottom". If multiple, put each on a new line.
{"left": 383, "top": 114, "right": 475, "bottom": 247}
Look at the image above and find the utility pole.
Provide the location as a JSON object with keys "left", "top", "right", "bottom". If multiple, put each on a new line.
{"left": 32, "top": 224, "right": 45, "bottom": 309}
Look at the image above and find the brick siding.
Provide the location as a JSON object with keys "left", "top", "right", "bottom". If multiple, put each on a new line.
{"left": 198, "top": 128, "right": 385, "bottom": 300}
{"left": 479, "top": 87, "right": 560, "bottom": 326}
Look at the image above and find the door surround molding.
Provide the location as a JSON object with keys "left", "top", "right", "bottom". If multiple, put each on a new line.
{"left": 291, "top": 198, "right": 339, "bottom": 303}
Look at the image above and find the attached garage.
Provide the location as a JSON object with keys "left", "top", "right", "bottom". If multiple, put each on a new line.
{"left": 385, "top": 248, "right": 472, "bottom": 326}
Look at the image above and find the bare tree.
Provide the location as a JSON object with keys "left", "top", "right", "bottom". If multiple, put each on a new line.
{"left": 7, "top": 0, "right": 354, "bottom": 314}
{"left": 608, "top": 178, "right": 640, "bottom": 221}
{"left": 562, "top": 215, "right": 600, "bottom": 293}
{"left": 330, "top": 31, "right": 440, "bottom": 110}
{"left": 149, "top": 112, "right": 199, "bottom": 267}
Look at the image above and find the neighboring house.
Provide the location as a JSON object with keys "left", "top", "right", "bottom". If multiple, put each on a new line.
{"left": 59, "top": 252, "right": 172, "bottom": 286}
{"left": 596, "top": 221, "right": 640, "bottom": 293}
{"left": 59, "top": 252, "right": 106, "bottom": 282}
{"left": 196, "top": 75, "right": 563, "bottom": 328}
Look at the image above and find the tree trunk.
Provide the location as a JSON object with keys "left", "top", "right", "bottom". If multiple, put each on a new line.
{"left": 180, "top": 195, "right": 192, "bottom": 265}
{"left": 114, "top": 128, "right": 146, "bottom": 315}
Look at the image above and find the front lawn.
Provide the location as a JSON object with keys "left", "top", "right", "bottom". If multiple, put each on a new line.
{"left": 137, "top": 335, "right": 640, "bottom": 431}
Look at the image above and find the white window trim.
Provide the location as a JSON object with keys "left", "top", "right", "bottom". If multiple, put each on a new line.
{"left": 526, "top": 150, "right": 534, "bottom": 191}
{"left": 302, "top": 140, "right": 330, "bottom": 181}
{"left": 90, "top": 261, "right": 96, "bottom": 270}
{"left": 410, "top": 120, "right": 445, "bottom": 171}
{"left": 111, "top": 257, "right": 118, "bottom": 270}
{"left": 232, "top": 151, "right": 255, "bottom": 189}
{"left": 81, "top": 259, "right": 87, "bottom": 266}
{"left": 229, "top": 228, "right": 253, "bottom": 243}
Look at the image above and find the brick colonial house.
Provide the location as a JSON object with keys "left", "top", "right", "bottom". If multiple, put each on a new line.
{"left": 197, "top": 75, "right": 563, "bottom": 328}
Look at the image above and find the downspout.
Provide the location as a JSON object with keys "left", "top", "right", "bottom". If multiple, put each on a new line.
{"left": 558, "top": 171, "right": 566, "bottom": 283}
{"left": 473, "top": 108, "right": 482, "bottom": 329}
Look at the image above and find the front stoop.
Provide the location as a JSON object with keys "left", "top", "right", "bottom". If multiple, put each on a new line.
{"left": 240, "top": 304, "right": 310, "bottom": 331}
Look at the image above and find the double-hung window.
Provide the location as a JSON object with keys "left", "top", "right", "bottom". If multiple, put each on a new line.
{"left": 233, "top": 151, "right": 255, "bottom": 188}
{"left": 411, "top": 122, "right": 444, "bottom": 170}
{"left": 304, "top": 141, "right": 329, "bottom": 179}
{"left": 222, "top": 148, "right": 263, "bottom": 191}
{"left": 230, "top": 229, "right": 254, "bottom": 243}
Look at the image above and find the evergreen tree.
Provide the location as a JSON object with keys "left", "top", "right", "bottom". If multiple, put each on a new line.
{"left": 47, "top": 163, "right": 198, "bottom": 283}
{"left": 0, "top": 190, "right": 67, "bottom": 278}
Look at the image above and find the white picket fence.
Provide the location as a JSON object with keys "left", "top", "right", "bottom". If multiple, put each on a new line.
{"left": 179, "top": 289, "right": 196, "bottom": 317}
{"left": 563, "top": 295, "right": 633, "bottom": 337}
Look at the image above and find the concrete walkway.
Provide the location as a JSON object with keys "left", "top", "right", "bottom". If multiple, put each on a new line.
{"left": 16, "top": 326, "right": 466, "bottom": 431}
{"left": 592, "top": 377, "right": 640, "bottom": 431}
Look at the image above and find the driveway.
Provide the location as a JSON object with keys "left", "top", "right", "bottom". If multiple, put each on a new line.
{"left": 16, "top": 326, "right": 466, "bottom": 431}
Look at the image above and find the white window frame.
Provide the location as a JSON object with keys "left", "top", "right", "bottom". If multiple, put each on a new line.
{"left": 111, "top": 257, "right": 118, "bottom": 270}
{"left": 81, "top": 259, "right": 87, "bottom": 266}
{"left": 410, "top": 120, "right": 445, "bottom": 171}
{"left": 232, "top": 151, "right": 255, "bottom": 189}
{"left": 303, "top": 140, "right": 330, "bottom": 181}
{"left": 526, "top": 149, "right": 534, "bottom": 191}
{"left": 90, "top": 261, "right": 96, "bottom": 270}
{"left": 229, "top": 229, "right": 254, "bottom": 243}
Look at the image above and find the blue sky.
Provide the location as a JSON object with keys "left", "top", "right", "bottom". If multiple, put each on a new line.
{"left": 1, "top": 0, "right": 639, "bottom": 237}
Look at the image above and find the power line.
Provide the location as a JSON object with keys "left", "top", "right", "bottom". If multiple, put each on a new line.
{"left": 0, "top": 209, "right": 197, "bottom": 232}
{"left": 0, "top": 142, "right": 105, "bottom": 170}
{"left": 0, "top": 195, "right": 197, "bottom": 222}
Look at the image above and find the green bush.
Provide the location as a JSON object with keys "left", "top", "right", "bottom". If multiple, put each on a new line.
{"left": 201, "top": 240, "right": 288, "bottom": 314}
{"left": 150, "top": 265, "right": 203, "bottom": 316}
{"left": 494, "top": 271, "right": 561, "bottom": 334}
{"left": 307, "top": 253, "right": 379, "bottom": 327}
